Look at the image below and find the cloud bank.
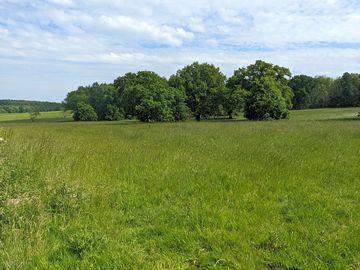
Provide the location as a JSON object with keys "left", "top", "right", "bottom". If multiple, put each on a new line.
{"left": 0, "top": 0, "right": 360, "bottom": 101}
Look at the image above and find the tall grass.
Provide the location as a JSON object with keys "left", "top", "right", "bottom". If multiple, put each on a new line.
{"left": 0, "top": 108, "right": 360, "bottom": 269}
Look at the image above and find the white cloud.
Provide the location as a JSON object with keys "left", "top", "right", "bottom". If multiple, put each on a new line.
{"left": 98, "top": 15, "right": 193, "bottom": 47}
{"left": 0, "top": 0, "right": 360, "bottom": 101}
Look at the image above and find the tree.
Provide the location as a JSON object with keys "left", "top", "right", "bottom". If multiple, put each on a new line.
{"left": 0, "top": 100, "right": 62, "bottom": 113}
{"left": 169, "top": 62, "right": 227, "bottom": 121}
{"left": 309, "top": 76, "right": 333, "bottom": 108}
{"left": 115, "top": 71, "right": 189, "bottom": 122}
{"left": 328, "top": 73, "right": 360, "bottom": 107}
{"left": 226, "top": 76, "right": 248, "bottom": 119}
{"left": 73, "top": 102, "right": 98, "bottom": 121}
{"left": 243, "top": 76, "right": 289, "bottom": 120}
{"left": 104, "top": 104, "right": 122, "bottom": 121}
{"left": 29, "top": 107, "right": 41, "bottom": 122}
{"left": 289, "top": 75, "right": 333, "bottom": 109}
{"left": 64, "top": 87, "right": 88, "bottom": 111}
{"left": 229, "top": 60, "right": 293, "bottom": 120}
{"left": 64, "top": 83, "right": 120, "bottom": 121}
{"left": 289, "top": 75, "right": 315, "bottom": 109}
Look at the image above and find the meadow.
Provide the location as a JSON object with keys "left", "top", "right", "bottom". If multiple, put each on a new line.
{"left": 0, "top": 108, "right": 359, "bottom": 269}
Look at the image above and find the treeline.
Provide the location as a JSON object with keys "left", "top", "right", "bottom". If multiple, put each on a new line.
{"left": 290, "top": 73, "right": 360, "bottom": 109}
{"left": 64, "top": 60, "right": 360, "bottom": 122}
{"left": 0, "top": 100, "right": 63, "bottom": 113}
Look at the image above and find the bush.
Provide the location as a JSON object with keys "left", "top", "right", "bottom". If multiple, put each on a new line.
{"left": 73, "top": 102, "right": 98, "bottom": 121}
{"left": 28, "top": 107, "right": 41, "bottom": 122}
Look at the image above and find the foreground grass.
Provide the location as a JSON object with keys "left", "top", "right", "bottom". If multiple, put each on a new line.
{"left": 0, "top": 108, "right": 360, "bottom": 269}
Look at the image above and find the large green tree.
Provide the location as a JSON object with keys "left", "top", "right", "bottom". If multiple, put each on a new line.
{"left": 169, "top": 62, "right": 227, "bottom": 120}
{"left": 228, "top": 60, "right": 293, "bottom": 120}
{"left": 115, "top": 71, "right": 189, "bottom": 122}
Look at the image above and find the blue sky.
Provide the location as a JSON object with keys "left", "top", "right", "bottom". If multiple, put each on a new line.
{"left": 1, "top": 0, "right": 360, "bottom": 101}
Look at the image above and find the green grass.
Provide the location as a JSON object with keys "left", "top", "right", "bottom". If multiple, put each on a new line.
{"left": 290, "top": 107, "right": 359, "bottom": 121}
{"left": 0, "top": 111, "right": 72, "bottom": 122}
{"left": 0, "top": 108, "right": 359, "bottom": 269}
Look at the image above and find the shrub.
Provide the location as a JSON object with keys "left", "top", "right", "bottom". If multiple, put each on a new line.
{"left": 73, "top": 102, "right": 98, "bottom": 121}
{"left": 28, "top": 107, "right": 41, "bottom": 122}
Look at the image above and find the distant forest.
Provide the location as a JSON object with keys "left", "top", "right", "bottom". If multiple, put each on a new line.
{"left": 0, "top": 100, "right": 63, "bottom": 113}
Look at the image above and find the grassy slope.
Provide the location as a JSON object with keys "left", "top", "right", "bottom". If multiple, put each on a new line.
{"left": 0, "top": 108, "right": 359, "bottom": 269}
{"left": 0, "top": 111, "right": 72, "bottom": 122}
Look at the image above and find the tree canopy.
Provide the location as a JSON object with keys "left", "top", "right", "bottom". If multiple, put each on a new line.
{"left": 61, "top": 60, "right": 360, "bottom": 122}
{"left": 290, "top": 75, "right": 333, "bottom": 109}
{"left": 228, "top": 60, "right": 293, "bottom": 120}
{"left": 169, "top": 62, "right": 227, "bottom": 120}
{"left": 64, "top": 83, "right": 121, "bottom": 121}
{"left": 328, "top": 73, "right": 360, "bottom": 108}
{"left": 115, "top": 71, "right": 189, "bottom": 122}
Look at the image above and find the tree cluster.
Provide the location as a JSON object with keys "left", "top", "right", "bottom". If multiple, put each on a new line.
{"left": 64, "top": 60, "right": 360, "bottom": 122}
{"left": 290, "top": 73, "right": 360, "bottom": 109}
{"left": 0, "top": 100, "right": 63, "bottom": 114}
{"left": 65, "top": 60, "right": 293, "bottom": 122}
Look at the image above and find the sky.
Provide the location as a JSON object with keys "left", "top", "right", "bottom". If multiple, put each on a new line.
{"left": 1, "top": 0, "right": 360, "bottom": 102}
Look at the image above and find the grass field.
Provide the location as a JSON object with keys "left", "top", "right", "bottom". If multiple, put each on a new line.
{"left": 0, "top": 111, "right": 72, "bottom": 123}
{"left": 0, "top": 108, "right": 359, "bottom": 269}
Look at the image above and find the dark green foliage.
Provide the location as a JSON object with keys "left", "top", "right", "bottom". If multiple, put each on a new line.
{"left": 73, "top": 102, "right": 98, "bottom": 121}
{"left": 328, "top": 73, "right": 360, "bottom": 107}
{"left": 289, "top": 75, "right": 316, "bottom": 109}
{"left": 64, "top": 86, "right": 88, "bottom": 110}
{"left": 290, "top": 75, "right": 333, "bottom": 109}
{"left": 115, "top": 71, "right": 189, "bottom": 122}
{"left": 172, "top": 87, "right": 191, "bottom": 121}
{"left": 229, "top": 60, "right": 293, "bottom": 120}
{"left": 169, "top": 62, "right": 227, "bottom": 120}
{"left": 104, "top": 104, "right": 123, "bottom": 121}
{"left": 226, "top": 77, "right": 248, "bottom": 119}
{"left": 60, "top": 61, "right": 360, "bottom": 122}
{"left": 64, "top": 83, "right": 121, "bottom": 121}
{"left": 0, "top": 100, "right": 62, "bottom": 113}
{"left": 243, "top": 76, "right": 290, "bottom": 120}
{"left": 310, "top": 76, "right": 333, "bottom": 108}
{"left": 289, "top": 72, "right": 360, "bottom": 109}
